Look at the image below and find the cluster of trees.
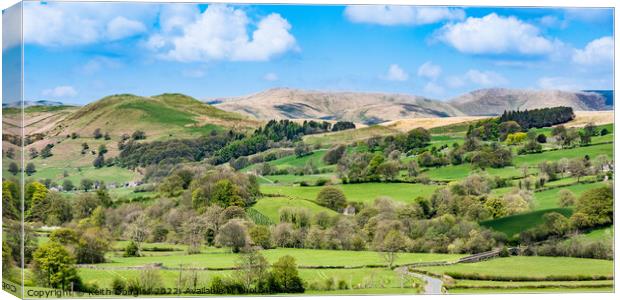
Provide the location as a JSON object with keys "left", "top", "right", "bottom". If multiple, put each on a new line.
{"left": 331, "top": 121, "right": 356, "bottom": 132}
{"left": 118, "top": 133, "right": 236, "bottom": 168}
{"left": 521, "top": 185, "right": 612, "bottom": 245}
{"left": 499, "top": 107, "right": 575, "bottom": 130}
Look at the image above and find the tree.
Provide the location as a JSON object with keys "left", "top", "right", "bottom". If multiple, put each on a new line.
{"left": 93, "top": 128, "right": 102, "bottom": 139}
{"left": 80, "top": 179, "right": 94, "bottom": 191}
{"left": 93, "top": 154, "right": 105, "bottom": 168}
{"left": 536, "top": 133, "right": 547, "bottom": 143}
{"left": 3, "top": 241, "right": 13, "bottom": 276}
{"left": 98, "top": 144, "right": 108, "bottom": 155}
{"left": 126, "top": 216, "right": 150, "bottom": 256}
{"left": 235, "top": 249, "right": 269, "bottom": 290}
{"left": 5, "top": 147, "right": 15, "bottom": 159}
{"left": 29, "top": 148, "right": 39, "bottom": 159}
{"left": 40, "top": 144, "right": 54, "bottom": 158}
{"left": 76, "top": 227, "right": 111, "bottom": 264}
{"left": 216, "top": 219, "right": 249, "bottom": 253}
{"left": 323, "top": 145, "right": 346, "bottom": 165}
{"left": 25, "top": 162, "right": 37, "bottom": 176}
{"left": 542, "top": 212, "right": 570, "bottom": 237}
{"left": 316, "top": 186, "right": 347, "bottom": 211}
{"left": 249, "top": 225, "right": 272, "bottom": 249}
{"left": 62, "top": 179, "right": 75, "bottom": 192}
{"left": 182, "top": 216, "right": 206, "bottom": 254}
{"left": 575, "top": 185, "right": 613, "bottom": 226}
{"left": 8, "top": 162, "right": 18, "bottom": 176}
{"left": 72, "top": 193, "right": 101, "bottom": 220}
{"left": 271, "top": 255, "right": 304, "bottom": 293}
{"left": 210, "top": 179, "right": 244, "bottom": 207}
{"left": 405, "top": 127, "right": 430, "bottom": 150}
{"left": 294, "top": 142, "right": 311, "bottom": 158}
{"left": 558, "top": 189, "right": 576, "bottom": 207}
{"left": 32, "top": 242, "right": 81, "bottom": 290}
{"left": 567, "top": 158, "right": 589, "bottom": 182}
{"left": 2, "top": 181, "right": 19, "bottom": 220}
{"left": 132, "top": 130, "right": 146, "bottom": 140}
{"left": 505, "top": 132, "right": 527, "bottom": 145}
{"left": 498, "top": 121, "right": 522, "bottom": 141}
{"left": 376, "top": 229, "right": 406, "bottom": 268}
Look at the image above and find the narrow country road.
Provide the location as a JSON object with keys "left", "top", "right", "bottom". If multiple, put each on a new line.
{"left": 396, "top": 267, "right": 444, "bottom": 294}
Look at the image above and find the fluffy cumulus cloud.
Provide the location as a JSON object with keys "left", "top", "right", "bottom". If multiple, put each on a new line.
{"left": 417, "top": 61, "right": 442, "bottom": 80}
{"left": 436, "top": 13, "right": 559, "bottom": 55}
{"left": 42, "top": 86, "right": 78, "bottom": 98}
{"left": 344, "top": 5, "right": 464, "bottom": 26}
{"left": 572, "top": 36, "right": 613, "bottom": 66}
{"left": 106, "top": 16, "right": 147, "bottom": 40}
{"left": 148, "top": 5, "right": 297, "bottom": 62}
{"left": 23, "top": 2, "right": 155, "bottom": 46}
{"left": 382, "top": 64, "right": 409, "bottom": 81}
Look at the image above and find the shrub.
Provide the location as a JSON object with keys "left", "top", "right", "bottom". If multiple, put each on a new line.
{"left": 316, "top": 186, "right": 347, "bottom": 211}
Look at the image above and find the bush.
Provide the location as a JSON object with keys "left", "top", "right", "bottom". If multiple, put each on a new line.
{"left": 124, "top": 241, "right": 140, "bottom": 257}
{"left": 316, "top": 186, "right": 347, "bottom": 211}
{"left": 111, "top": 277, "right": 126, "bottom": 295}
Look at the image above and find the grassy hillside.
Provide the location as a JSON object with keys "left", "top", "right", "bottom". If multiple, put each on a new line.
{"left": 58, "top": 93, "right": 260, "bottom": 139}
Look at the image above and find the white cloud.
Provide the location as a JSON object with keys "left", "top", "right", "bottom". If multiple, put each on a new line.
{"left": 150, "top": 5, "right": 297, "bottom": 62}
{"left": 382, "top": 64, "right": 409, "bottom": 81}
{"left": 344, "top": 5, "right": 464, "bottom": 26}
{"left": 572, "top": 36, "right": 613, "bottom": 66}
{"left": 106, "top": 16, "right": 147, "bottom": 40}
{"left": 263, "top": 73, "right": 279, "bottom": 81}
{"left": 464, "top": 69, "right": 507, "bottom": 86}
{"left": 423, "top": 82, "right": 444, "bottom": 95}
{"left": 23, "top": 2, "right": 155, "bottom": 46}
{"left": 42, "top": 86, "right": 78, "bottom": 98}
{"left": 436, "top": 13, "right": 558, "bottom": 55}
{"left": 158, "top": 4, "right": 200, "bottom": 34}
{"left": 417, "top": 61, "right": 442, "bottom": 80}
{"left": 445, "top": 69, "right": 507, "bottom": 89}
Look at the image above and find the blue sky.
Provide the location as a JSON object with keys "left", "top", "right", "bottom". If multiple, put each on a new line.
{"left": 9, "top": 2, "right": 615, "bottom": 104}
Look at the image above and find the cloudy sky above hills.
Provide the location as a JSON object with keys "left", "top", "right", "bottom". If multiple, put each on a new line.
{"left": 8, "top": 2, "right": 614, "bottom": 103}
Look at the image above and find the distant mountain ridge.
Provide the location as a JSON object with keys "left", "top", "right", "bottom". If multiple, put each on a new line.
{"left": 449, "top": 88, "right": 611, "bottom": 116}
{"left": 212, "top": 88, "right": 613, "bottom": 124}
{"left": 3, "top": 100, "right": 66, "bottom": 108}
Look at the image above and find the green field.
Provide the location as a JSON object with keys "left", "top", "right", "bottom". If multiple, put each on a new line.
{"left": 419, "top": 256, "right": 613, "bottom": 280}
{"left": 252, "top": 197, "right": 338, "bottom": 223}
{"left": 261, "top": 182, "right": 440, "bottom": 204}
{"left": 533, "top": 181, "right": 608, "bottom": 210}
{"left": 582, "top": 226, "right": 614, "bottom": 241}
{"left": 98, "top": 247, "right": 464, "bottom": 269}
{"left": 480, "top": 208, "right": 573, "bottom": 238}
{"left": 77, "top": 267, "right": 423, "bottom": 294}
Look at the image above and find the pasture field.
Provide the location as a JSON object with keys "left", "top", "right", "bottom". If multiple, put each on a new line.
{"left": 418, "top": 256, "right": 613, "bottom": 280}
{"left": 77, "top": 268, "right": 424, "bottom": 294}
{"left": 252, "top": 197, "right": 338, "bottom": 223}
{"left": 97, "top": 247, "right": 465, "bottom": 269}
{"left": 533, "top": 181, "right": 608, "bottom": 210}
{"left": 582, "top": 226, "right": 614, "bottom": 241}
{"left": 480, "top": 208, "right": 573, "bottom": 238}
{"left": 260, "top": 182, "right": 441, "bottom": 204}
